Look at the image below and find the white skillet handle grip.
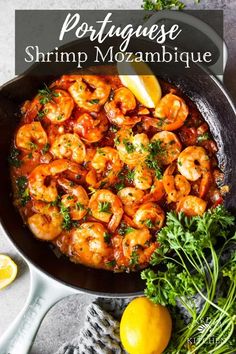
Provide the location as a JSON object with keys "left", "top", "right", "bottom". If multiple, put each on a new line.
{"left": 144, "top": 10, "right": 228, "bottom": 82}
{"left": 0, "top": 267, "right": 75, "bottom": 354}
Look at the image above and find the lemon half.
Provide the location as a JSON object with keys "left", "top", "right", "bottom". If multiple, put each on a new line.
{"left": 117, "top": 58, "right": 162, "bottom": 108}
{"left": 0, "top": 255, "right": 18, "bottom": 290}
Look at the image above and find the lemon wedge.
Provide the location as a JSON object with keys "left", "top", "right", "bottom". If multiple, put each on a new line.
{"left": 117, "top": 57, "right": 162, "bottom": 108}
{"left": 0, "top": 255, "right": 18, "bottom": 290}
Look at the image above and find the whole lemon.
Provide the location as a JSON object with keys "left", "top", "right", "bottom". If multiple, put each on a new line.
{"left": 120, "top": 297, "right": 172, "bottom": 354}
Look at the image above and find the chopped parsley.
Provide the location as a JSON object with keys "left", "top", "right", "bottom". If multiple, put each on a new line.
{"left": 106, "top": 260, "right": 116, "bottom": 267}
{"left": 144, "top": 140, "right": 164, "bottom": 179}
{"left": 99, "top": 181, "right": 107, "bottom": 189}
{"left": 38, "top": 84, "right": 59, "bottom": 105}
{"left": 145, "top": 158, "right": 162, "bottom": 179}
{"left": 37, "top": 109, "right": 48, "bottom": 120}
{"left": 197, "top": 132, "right": 210, "bottom": 143}
{"left": 148, "top": 140, "right": 164, "bottom": 159}
{"left": 98, "top": 201, "right": 112, "bottom": 213}
{"left": 16, "top": 176, "right": 30, "bottom": 206}
{"left": 89, "top": 99, "right": 99, "bottom": 104}
{"left": 60, "top": 204, "right": 72, "bottom": 230}
{"left": 130, "top": 250, "right": 139, "bottom": 266}
{"left": 50, "top": 196, "right": 61, "bottom": 206}
{"left": 118, "top": 222, "right": 135, "bottom": 236}
{"left": 145, "top": 219, "right": 155, "bottom": 228}
{"left": 114, "top": 181, "right": 125, "bottom": 192}
{"left": 109, "top": 125, "right": 118, "bottom": 133}
{"left": 76, "top": 202, "right": 85, "bottom": 211}
{"left": 9, "top": 147, "right": 22, "bottom": 167}
{"left": 127, "top": 169, "right": 135, "bottom": 182}
{"left": 123, "top": 139, "right": 135, "bottom": 153}
{"left": 41, "top": 143, "right": 50, "bottom": 154}
{"left": 104, "top": 232, "right": 112, "bottom": 244}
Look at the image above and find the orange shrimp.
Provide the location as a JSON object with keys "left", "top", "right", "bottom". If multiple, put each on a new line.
{"left": 177, "top": 195, "right": 207, "bottom": 216}
{"left": 74, "top": 111, "right": 108, "bottom": 143}
{"left": 89, "top": 189, "right": 123, "bottom": 233}
{"left": 58, "top": 178, "right": 89, "bottom": 220}
{"left": 68, "top": 75, "right": 111, "bottom": 112}
{"left": 44, "top": 89, "right": 74, "bottom": 123}
{"left": 154, "top": 93, "right": 189, "bottom": 131}
{"left": 104, "top": 87, "right": 140, "bottom": 126}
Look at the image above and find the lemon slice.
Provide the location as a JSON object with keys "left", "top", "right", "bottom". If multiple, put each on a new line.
{"left": 117, "top": 57, "right": 162, "bottom": 108}
{"left": 0, "top": 255, "right": 18, "bottom": 290}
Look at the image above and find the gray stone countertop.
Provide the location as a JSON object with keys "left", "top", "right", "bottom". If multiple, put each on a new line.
{"left": 0, "top": 0, "right": 235, "bottom": 353}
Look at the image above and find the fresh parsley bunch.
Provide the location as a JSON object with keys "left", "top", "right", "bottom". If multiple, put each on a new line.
{"left": 141, "top": 206, "right": 236, "bottom": 353}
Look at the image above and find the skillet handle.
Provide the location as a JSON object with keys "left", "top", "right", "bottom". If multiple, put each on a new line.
{"left": 144, "top": 11, "right": 228, "bottom": 82}
{"left": 0, "top": 266, "right": 76, "bottom": 354}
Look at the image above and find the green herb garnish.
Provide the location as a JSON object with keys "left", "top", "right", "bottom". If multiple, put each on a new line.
{"left": 60, "top": 204, "right": 72, "bottom": 230}
{"left": 130, "top": 250, "right": 139, "bottom": 266}
{"left": 141, "top": 206, "right": 236, "bottom": 353}
{"left": 145, "top": 219, "right": 155, "bottom": 228}
{"left": 142, "top": 0, "right": 186, "bottom": 10}
{"left": 38, "top": 84, "right": 58, "bottom": 105}
{"left": 127, "top": 169, "right": 135, "bottom": 182}
{"left": 9, "top": 148, "right": 22, "bottom": 167}
{"left": 98, "top": 201, "right": 111, "bottom": 213}
{"left": 123, "top": 139, "right": 135, "bottom": 153}
{"left": 41, "top": 143, "right": 50, "bottom": 154}
{"left": 197, "top": 132, "right": 210, "bottom": 143}
{"left": 118, "top": 222, "right": 135, "bottom": 236}
{"left": 76, "top": 202, "right": 84, "bottom": 211}
{"left": 16, "top": 176, "right": 30, "bottom": 206}
{"left": 89, "top": 99, "right": 99, "bottom": 104}
{"left": 106, "top": 260, "right": 116, "bottom": 267}
{"left": 104, "top": 232, "right": 112, "bottom": 244}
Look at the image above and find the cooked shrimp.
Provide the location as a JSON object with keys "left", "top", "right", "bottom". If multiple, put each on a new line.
{"left": 44, "top": 89, "right": 74, "bottom": 123}
{"left": 163, "top": 174, "right": 191, "bottom": 203}
{"left": 133, "top": 202, "right": 165, "bottom": 230}
{"left": 91, "top": 147, "right": 124, "bottom": 188}
{"left": 151, "top": 131, "right": 182, "bottom": 165}
{"left": 122, "top": 227, "right": 157, "bottom": 264}
{"left": 163, "top": 163, "right": 191, "bottom": 202}
{"left": 21, "top": 96, "right": 42, "bottom": 123}
{"left": 178, "top": 146, "right": 210, "bottom": 181}
{"left": 28, "top": 201, "right": 63, "bottom": 240}
{"left": 142, "top": 179, "right": 165, "bottom": 203}
{"left": 105, "top": 87, "right": 140, "bottom": 126}
{"left": 133, "top": 164, "right": 153, "bottom": 190}
{"left": 117, "top": 187, "right": 145, "bottom": 206}
{"left": 115, "top": 128, "right": 149, "bottom": 167}
{"left": 28, "top": 159, "right": 80, "bottom": 202}
{"left": 71, "top": 222, "right": 112, "bottom": 266}
{"left": 177, "top": 195, "right": 207, "bottom": 216}
{"left": 74, "top": 111, "right": 108, "bottom": 143}
{"left": 15, "top": 122, "right": 48, "bottom": 151}
{"left": 50, "top": 133, "right": 86, "bottom": 164}
{"left": 58, "top": 178, "right": 89, "bottom": 220}
{"left": 68, "top": 75, "right": 111, "bottom": 112}
{"left": 154, "top": 93, "right": 189, "bottom": 131}
{"left": 89, "top": 189, "right": 123, "bottom": 233}
{"left": 117, "top": 187, "right": 144, "bottom": 217}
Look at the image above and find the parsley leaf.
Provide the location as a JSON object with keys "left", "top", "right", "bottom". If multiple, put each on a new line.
{"left": 16, "top": 176, "right": 30, "bottom": 206}
{"left": 38, "top": 84, "right": 58, "bottom": 105}
{"left": 9, "top": 148, "right": 22, "bottom": 167}
{"left": 98, "top": 201, "right": 112, "bottom": 213}
{"left": 60, "top": 204, "right": 72, "bottom": 230}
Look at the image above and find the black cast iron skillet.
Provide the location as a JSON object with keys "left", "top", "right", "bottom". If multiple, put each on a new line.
{"left": 1, "top": 24, "right": 236, "bottom": 354}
